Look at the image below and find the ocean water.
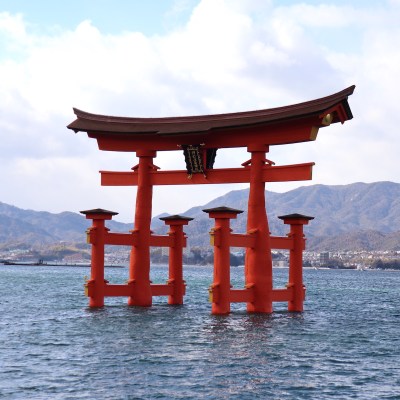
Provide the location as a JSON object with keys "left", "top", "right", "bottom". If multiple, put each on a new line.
{"left": 0, "top": 265, "right": 399, "bottom": 399}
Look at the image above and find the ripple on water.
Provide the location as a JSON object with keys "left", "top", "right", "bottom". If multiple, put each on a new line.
{"left": 0, "top": 267, "right": 400, "bottom": 399}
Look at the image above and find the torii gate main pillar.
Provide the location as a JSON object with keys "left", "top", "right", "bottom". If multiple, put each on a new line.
{"left": 128, "top": 150, "right": 156, "bottom": 306}
{"left": 245, "top": 145, "right": 273, "bottom": 313}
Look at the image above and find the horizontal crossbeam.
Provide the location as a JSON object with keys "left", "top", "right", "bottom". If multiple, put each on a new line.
{"left": 100, "top": 163, "right": 314, "bottom": 186}
{"left": 230, "top": 288, "right": 255, "bottom": 303}
{"left": 270, "top": 236, "right": 294, "bottom": 250}
{"left": 93, "top": 283, "right": 175, "bottom": 297}
{"left": 98, "top": 233, "right": 177, "bottom": 248}
{"left": 271, "top": 287, "right": 293, "bottom": 302}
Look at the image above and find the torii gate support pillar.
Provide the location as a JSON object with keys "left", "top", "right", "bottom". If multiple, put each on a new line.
{"left": 160, "top": 215, "right": 193, "bottom": 305}
{"left": 279, "top": 214, "right": 314, "bottom": 312}
{"left": 81, "top": 209, "right": 118, "bottom": 308}
{"left": 205, "top": 207, "right": 243, "bottom": 314}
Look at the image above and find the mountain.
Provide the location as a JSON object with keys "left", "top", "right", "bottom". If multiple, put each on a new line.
{"left": 152, "top": 181, "right": 400, "bottom": 250}
{"left": 0, "top": 202, "right": 132, "bottom": 248}
{"left": 1, "top": 181, "right": 400, "bottom": 251}
{"left": 307, "top": 230, "right": 400, "bottom": 251}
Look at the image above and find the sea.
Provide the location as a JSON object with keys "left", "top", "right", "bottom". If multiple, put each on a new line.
{"left": 0, "top": 264, "right": 399, "bottom": 399}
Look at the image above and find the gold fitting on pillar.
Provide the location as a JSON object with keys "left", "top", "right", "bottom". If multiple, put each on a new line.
{"left": 86, "top": 228, "right": 96, "bottom": 244}
{"left": 209, "top": 228, "right": 215, "bottom": 246}
{"left": 209, "top": 227, "right": 221, "bottom": 246}
{"left": 84, "top": 279, "right": 95, "bottom": 297}
{"left": 208, "top": 286, "right": 213, "bottom": 303}
{"left": 208, "top": 283, "right": 219, "bottom": 303}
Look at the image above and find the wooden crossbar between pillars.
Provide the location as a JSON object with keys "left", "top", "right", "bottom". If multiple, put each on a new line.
{"left": 100, "top": 163, "right": 315, "bottom": 186}
{"left": 81, "top": 207, "right": 313, "bottom": 313}
{"left": 81, "top": 209, "right": 192, "bottom": 308}
{"left": 204, "top": 207, "right": 314, "bottom": 315}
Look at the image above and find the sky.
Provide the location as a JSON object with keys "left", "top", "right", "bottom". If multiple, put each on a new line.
{"left": 1, "top": 0, "right": 399, "bottom": 223}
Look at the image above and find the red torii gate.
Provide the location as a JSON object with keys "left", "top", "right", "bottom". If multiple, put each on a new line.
{"left": 68, "top": 85, "right": 355, "bottom": 314}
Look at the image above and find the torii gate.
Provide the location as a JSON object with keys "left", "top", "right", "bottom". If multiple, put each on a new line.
{"left": 68, "top": 85, "right": 355, "bottom": 314}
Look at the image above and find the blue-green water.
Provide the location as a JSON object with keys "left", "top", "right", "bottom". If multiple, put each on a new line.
{"left": 1, "top": 265, "right": 399, "bottom": 399}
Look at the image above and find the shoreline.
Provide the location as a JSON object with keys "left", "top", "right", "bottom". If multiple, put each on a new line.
{"left": 1, "top": 261, "right": 399, "bottom": 272}
{"left": 0, "top": 261, "right": 124, "bottom": 268}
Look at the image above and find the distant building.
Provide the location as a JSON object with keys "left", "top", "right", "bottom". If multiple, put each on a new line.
{"left": 319, "top": 252, "right": 330, "bottom": 265}
{"left": 273, "top": 260, "right": 288, "bottom": 268}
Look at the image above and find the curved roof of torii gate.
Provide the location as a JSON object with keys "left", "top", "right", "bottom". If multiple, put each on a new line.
{"left": 67, "top": 85, "right": 355, "bottom": 151}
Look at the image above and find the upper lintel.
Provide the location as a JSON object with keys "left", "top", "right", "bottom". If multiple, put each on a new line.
{"left": 67, "top": 85, "right": 355, "bottom": 150}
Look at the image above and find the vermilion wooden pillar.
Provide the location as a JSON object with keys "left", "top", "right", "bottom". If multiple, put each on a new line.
{"left": 245, "top": 145, "right": 273, "bottom": 313}
{"left": 204, "top": 207, "right": 243, "bottom": 314}
{"left": 128, "top": 150, "right": 156, "bottom": 307}
{"left": 278, "top": 213, "right": 314, "bottom": 312}
{"left": 81, "top": 208, "right": 118, "bottom": 308}
{"left": 159, "top": 215, "right": 193, "bottom": 305}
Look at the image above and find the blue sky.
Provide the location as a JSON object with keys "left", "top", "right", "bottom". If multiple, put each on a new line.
{"left": 1, "top": 0, "right": 399, "bottom": 222}
{"left": 0, "top": 0, "right": 195, "bottom": 35}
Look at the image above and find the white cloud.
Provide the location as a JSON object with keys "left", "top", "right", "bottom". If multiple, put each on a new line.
{"left": 1, "top": 1, "right": 400, "bottom": 222}
{"left": 0, "top": 12, "right": 27, "bottom": 42}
